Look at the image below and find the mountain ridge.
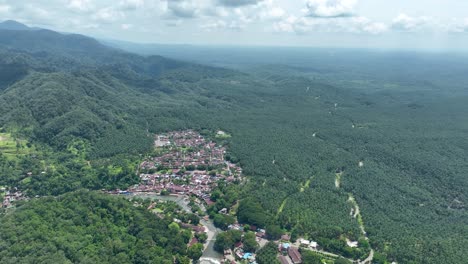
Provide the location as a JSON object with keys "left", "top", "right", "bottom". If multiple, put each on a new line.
{"left": 0, "top": 20, "right": 33, "bottom": 30}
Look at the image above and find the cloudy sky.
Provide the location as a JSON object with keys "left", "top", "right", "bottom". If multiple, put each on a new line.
{"left": 1, "top": 0, "right": 468, "bottom": 50}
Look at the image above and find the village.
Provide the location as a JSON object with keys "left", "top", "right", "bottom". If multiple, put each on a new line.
{"left": 1, "top": 186, "right": 27, "bottom": 208}
{"left": 118, "top": 130, "right": 242, "bottom": 206}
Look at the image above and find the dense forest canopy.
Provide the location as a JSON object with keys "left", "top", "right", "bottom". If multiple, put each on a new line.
{"left": 0, "top": 23, "right": 467, "bottom": 263}
{"left": 0, "top": 190, "right": 193, "bottom": 264}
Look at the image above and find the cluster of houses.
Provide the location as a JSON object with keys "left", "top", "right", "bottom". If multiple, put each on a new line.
{"left": 222, "top": 242, "right": 258, "bottom": 264}
{"left": 148, "top": 130, "right": 228, "bottom": 168}
{"left": 278, "top": 242, "right": 302, "bottom": 264}
{"left": 277, "top": 236, "right": 320, "bottom": 264}
{"left": 221, "top": 223, "right": 322, "bottom": 264}
{"left": 124, "top": 130, "right": 242, "bottom": 204}
{"left": 278, "top": 241, "right": 305, "bottom": 264}
{"left": 1, "top": 188, "right": 26, "bottom": 208}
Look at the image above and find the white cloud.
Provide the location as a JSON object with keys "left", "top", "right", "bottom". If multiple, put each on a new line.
{"left": 391, "top": 13, "right": 432, "bottom": 32}
{"left": 304, "top": 0, "right": 356, "bottom": 18}
{"left": 198, "top": 0, "right": 285, "bottom": 32}
{"left": 0, "top": 4, "right": 11, "bottom": 13}
{"left": 444, "top": 18, "right": 468, "bottom": 33}
{"left": 11, "top": 4, "right": 52, "bottom": 24}
{"left": 201, "top": 19, "right": 244, "bottom": 31}
{"left": 201, "top": 20, "right": 226, "bottom": 30}
{"left": 217, "top": 0, "right": 264, "bottom": 7}
{"left": 202, "top": 6, "right": 229, "bottom": 18}
{"left": 121, "top": 23, "right": 133, "bottom": 30}
{"left": 273, "top": 15, "right": 312, "bottom": 34}
{"left": 273, "top": 15, "right": 387, "bottom": 35}
{"left": 351, "top": 16, "right": 388, "bottom": 34}
{"left": 67, "top": 0, "right": 94, "bottom": 13}
{"left": 265, "top": 7, "right": 285, "bottom": 19}
{"left": 257, "top": 0, "right": 285, "bottom": 20}
{"left": 118, "top": 0, "right": 144, "bottom": 11}
{"left": 164, "top": 0, "right": 200, "bottom": 19}
{"left": 66, "top": 18, "right": 100, "bottom": 29}
{"left": 166, "top": 19, "right": 183, "bottom": 27}
{"left": 92, "top": 7, "right": 125, "bottom": 23}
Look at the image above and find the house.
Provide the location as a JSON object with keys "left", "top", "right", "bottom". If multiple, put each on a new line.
{"left": 288, "top": 247, "right": 302, "bottom": 264}
{"left": 192, "top": 225, "right": 206, "bottom": 233}
{"left": 309, "top": 241, "right": 318, "bottom": 249}
{"left": 188, "top": 237, "right": 199, "bottom": 247}
{"left": 299, "top": 239, "right": 310, "bottom": 247}
{"left": 347, "top": 240, "right": 358, "bottom": 248}
{"left": 204, "top": 197, "right": 215, "bottom": 206}
{"left": 281, "top": 234, "right": 291, "bottom": 241}
{"left": 235, "top": 249, "right": 244, "bottom": 259}
{"left": 278, "top": 243, "right": 290, "bottom": 253}
{"left": 279, "top": 255, "right": 293, "bottom": 264}
{"left": 235, "top": 241, "right": 244, "bottom": 249}
{"left": 256, "top": 231, "right": 266, "bottom": 238}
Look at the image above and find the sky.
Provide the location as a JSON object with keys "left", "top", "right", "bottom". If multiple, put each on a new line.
{"left": 1, "top": 0, "right": 468, "bottom": 50}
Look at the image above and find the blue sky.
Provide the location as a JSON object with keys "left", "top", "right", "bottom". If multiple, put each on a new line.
{"left": 1, "top": 0, "right": 468, "bottom": 50}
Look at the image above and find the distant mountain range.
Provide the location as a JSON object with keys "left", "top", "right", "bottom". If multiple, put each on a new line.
{"left": 0, "top": 20, "right": 34, "bottom": 31}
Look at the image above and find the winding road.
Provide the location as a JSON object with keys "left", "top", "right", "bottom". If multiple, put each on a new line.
{"left": 130, "top": 193, "right": 223, "bottom": 264}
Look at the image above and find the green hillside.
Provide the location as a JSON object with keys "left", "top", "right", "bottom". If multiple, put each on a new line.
{"left": 0, "top": 190, "right": 192, "bottom": 264}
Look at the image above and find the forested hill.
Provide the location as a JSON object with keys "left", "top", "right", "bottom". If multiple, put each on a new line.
{"left": 0, "top": 23, "right": 242, "bottom": 153}
{"left": 0, "top": 27, "right": 187, "bottom": 77}
{"left": 0, "top": 190, "right": 192, "bottom": 263}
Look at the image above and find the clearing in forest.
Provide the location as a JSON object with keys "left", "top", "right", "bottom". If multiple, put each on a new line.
{"left": 0, "top": 133, "right": 33, "bottom": 159}
{"left": 276, "top": 198, "right": 288, "bottom": 216}
{"left": 335, "top": 171, "right": 343, "bottom": 188}
{"left": 300, "top": 177, "right": 312, "bottom": 192}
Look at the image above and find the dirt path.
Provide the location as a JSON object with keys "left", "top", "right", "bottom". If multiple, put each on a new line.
{"left": 359, "top": 249, "right": 374, "bottom": 264}
{"left": 348, "top": 193, "right": 374, "bottom": 264}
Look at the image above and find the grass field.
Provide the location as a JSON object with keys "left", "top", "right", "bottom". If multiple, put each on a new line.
{"left": 0, "top": 132, "right": 33, "bottom": 159}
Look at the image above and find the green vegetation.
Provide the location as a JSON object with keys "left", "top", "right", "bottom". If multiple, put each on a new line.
{"left": 256, "top": 242, "right": 280, "bottom": 264}
{"left": 214, "top": 229, "right": 243, "bottom": 252}
{"left": 0, "top": 190, "right": 192, "bottom": 263}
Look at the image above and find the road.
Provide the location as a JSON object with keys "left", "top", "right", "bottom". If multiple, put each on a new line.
{"left": 130, "top": 193, "right": 223, "bottom": 263}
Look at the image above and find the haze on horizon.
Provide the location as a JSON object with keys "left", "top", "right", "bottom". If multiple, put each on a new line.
{"left": 1, "top": 0, "right": 468, "bottom": 51}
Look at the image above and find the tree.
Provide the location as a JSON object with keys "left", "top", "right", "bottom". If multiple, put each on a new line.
{"left": 302, "top": 251, "right": 322, "bottom": 264}
{"left": 214, "top": 232, "right": 232, "bottom": 252}
{"left": 175, "top": 255, "right": 190, "bottom": 264}
{"left": 211, "top": 190, "right": 222, "bottom": 201}
{"left": 187, "top": 243, "right": 203, "bottom": 261}
{"left": 213, "top": 214, "right": 235, "bottom": 230}
{"left": 214, "top": 230, "right": 242, "bottom": 252}
{"left": 195, "top": 232, "right": 208, "bottom": 244}
{"left": 188, "top": 213, "right": 200, "bottom": 225}
{"left": 335, "top": 258, "right": 353, "bottom": 264}
{"left": 243, "top": 232, "right": 258, "bottom": 253}
{"left": 266, "top": 225, "right": 283, "bottom": 240}
{"left": 169, "top": 222, "right": 180, "bottom": 234}
{"left": 256, "top": 242, "right": 280, "bottom": 264}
